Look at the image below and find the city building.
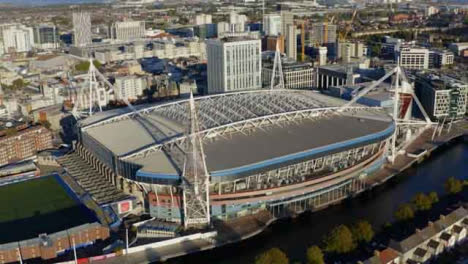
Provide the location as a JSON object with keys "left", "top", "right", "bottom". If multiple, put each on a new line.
{"left": 318, "top": 46, "right": 327, "bottom": 66}
{"left": 206, "top": 37, "right": 262, "bottom": 94}
{"left": 0, "top": 125, "right": 53, "bottom": 167}
{"left": 448, "top": 42, "right": 468, "bottom": 56}
{"left": 72, "top": 12, "right": 92, "bottom": 47}
{"left": 317, "top": 65, "right": 361, "bottom": 89}
{"left": 415, "top": 72, "right": 467, "bottom": 121}
{"left": 33, "top": 24, "right": 59, "bottom": 50}
{"left": 361, "top": 207, "right": 468, "bottom": 264}
{"left": 0, "top": 223, "right": 109, "bottom": 263}
{"left": 285, "top": 24, "right": 297, "bottom": 60}
{"left": 217, "top": 22, "right": 230, "bottom": 37}
{"left": 429, "top": 49, "right": 454, "bottom": 68}
{"left": 263, "top": 59, "right": 315, "bottom": 89}
{"left": 309, "top": 23, "right": 337, "bottom": 46}
{"left": 1, "top": 24, "right": 34, "bottom": 53}
{"left": 264, "top": 35, "right": 285, "bottom": 53}
{"left": 111, "top": 21, "right": 146, "bottom": 41}
{"left": 229, "top": 12, "right": 247, "bottom": 33}
{"left": 396, "top": 47, "right": 429, "bottom": 70}
{"left": 263, "top": 14, "right": 282, "bottom": 36}
{"left": 337, "top": 41, "right": 368, "bottom": 61}
{"left": 194, "top": 14, "right": 212, "bottom": 25}
{"left": 114, "top": 75, "right": 147, "bottom": 101}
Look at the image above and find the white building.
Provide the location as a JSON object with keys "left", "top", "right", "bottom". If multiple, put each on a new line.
{"left": 114, "top": 76, "right": 147, "bottom": 101}
{"left": 111, "top": 21, "right": 145, "bottom": 41}
{"left": 1, "top": 24, "right": 34, "bottom": 53}
{"left": 206, "top": 37, "right": 262, "bottom": 94}
{"left": 229, "top": 12, "right": 247, "bottom": 33}
{"left": 425, "top": 6, "right": 439, "bottom": 16}
{"left": 263, "top": 14, "right": 282, "bottom": 36}
{"left": 396, "top": 47, "right": 429, "bottom": 70}
{"left": 286, "top": 25, "right": 297, "bottom": 61}
{"left": 73, "top": 12, "right": 92, "bottom": 47}
{"left": 194, "top": 14, "right": 212, "bottom": 25}
{"left": 217, "top": 22, "right": 230, "bottom": 37}
{"left": 33, "top": 24, "right": 59, "bottom": 50}
{"left": 318, "top": 46, "right": 327, "bottom": 66}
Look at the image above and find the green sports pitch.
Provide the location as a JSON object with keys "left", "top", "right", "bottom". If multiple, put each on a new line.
{"left": 0, "top": 175, "right": 96, "bottom": 244}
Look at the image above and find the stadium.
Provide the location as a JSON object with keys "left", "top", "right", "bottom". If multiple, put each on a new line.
{"left": 72, "top": 89, "right": 395, "bottom": 225}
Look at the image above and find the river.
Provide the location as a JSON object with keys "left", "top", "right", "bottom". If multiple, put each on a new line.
{"left": 166, "top": 141, "right": 468, "bottom": 264}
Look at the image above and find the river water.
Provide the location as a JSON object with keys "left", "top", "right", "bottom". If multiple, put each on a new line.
{"left": 167, "top": 141, "right": 468, "bottom": 264}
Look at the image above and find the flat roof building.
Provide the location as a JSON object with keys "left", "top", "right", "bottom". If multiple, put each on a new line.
{"left": 206, "top": 37, "right": 262, "bottom": 94}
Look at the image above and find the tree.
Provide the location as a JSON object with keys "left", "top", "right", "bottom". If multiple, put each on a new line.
{"left": 428, "top": 192, "right": 439, "bottom": 204}
{"left": 394, "top": 203, "right": 414, "bottom": 221}
{"left": 323, "top": 225, "right": 356, "bottom": 254}
{"left": 411, "top": 193, "right": 433, "bottom": 211}
{"left": 351, "top": 220, "right": 374, "bottom": 243}
{"left": 306, "top": 246, "right": 324, "bottom": 264}
{"left": 255, "top": 248, "right": 289, "bottom": 264}
{"left": 11, "top": 78, "right": 27, "bottom": 90}
{"left": 444, "top": 177, "right": 463, "bottom": 194}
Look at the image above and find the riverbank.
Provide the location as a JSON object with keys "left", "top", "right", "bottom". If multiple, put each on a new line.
{"left": 93, "top": 121, "right": 467, "bottom": 264}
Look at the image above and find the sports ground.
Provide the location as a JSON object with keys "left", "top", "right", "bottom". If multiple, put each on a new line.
{"left": 0, "top": 175, "right": 97, "bottom": 244}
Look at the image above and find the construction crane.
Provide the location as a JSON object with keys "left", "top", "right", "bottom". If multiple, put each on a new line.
{"left": 295, "top": 19, "right": 309, "bottom": 62}
{"left": 339, "top": 9, "right": 358, "bottom": 42}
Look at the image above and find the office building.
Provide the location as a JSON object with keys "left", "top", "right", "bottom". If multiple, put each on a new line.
{"left": 111, "top": 21, "right": 145, "bottom": 41}
{"left": 229, "top": 12, "right": 247, "bottom": 33}
{"left": 114, "top": 76, "right": 147, "bottom": 101}
{"left": 309, "top": 23, "right": 337, "bottom": 45}
{"left": 1, "top": 24, "right": 34, "bottom": 53}
{"left": 415, "top": 72, "right": 467, "bottom": 121}
{"left": 263, "top": 60, "right": 315, "bottom": 89}
{"left": 194, "top": 14, "right": 212, "bottom": 25}
{"left": 264, "top": 35, "right": 285, "bottom": 53}
{"left": 217, "top": 22, "right": 230, "bottom": 37}
{"left": 448, "top": 42, "right": 468, "bottom": 56}
{"left": 73, "top": 12, "right": 92, "bottom": 47}
{"left": 429, "top": 49, "right": 454, "bottom": 68}
{"left": 396, "top": 47, "right": 429, "bottom": 70}
{"left": 263, "top": 14, "right": 282, "bottom": 36}
{"left": 33, "top": 24, "right": 59, "bottom": 50}
{"left": 317, "top": 65, "right": 360, "bottom": 89}
{"left": 206, "top": 37, "right": 262, "bottom": 94}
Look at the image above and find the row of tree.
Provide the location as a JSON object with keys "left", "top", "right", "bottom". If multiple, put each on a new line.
{"left": 255, "top": 220, "right": 374, "bottom": 264}
{"left": 394, "top": 177, "right": 466, "bottom": 222}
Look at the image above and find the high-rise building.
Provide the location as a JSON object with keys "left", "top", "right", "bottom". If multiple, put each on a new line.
{"left": 33, "top": 24, "right": 59, "bottom": 50}
{"left": 1, "top": 24, "right": 34, "bottom": 53}
{"left": 111, "top": 21, "right": 145, "bottom": 41}
{"left": 263, "top": 14, "right": 282, "bottom": 36}
{"left": 396, "top": 46, "right": 429, "bottom": 70}
{"left": 206, "top": 37, "right": 262, "bottom": 94}
{"left": 310, "top": 23, "right": 337, "bottom": 45}
{"left": 194, "top": 14, "right": 212, "bottom": 25}
{"left": 229, "top": 12, "right": 247, "bottom": 33}
{"left": 73, "top": 12, "right": 92, "bottom": 47}
{"left": 114, "top": 76, "right": 147, "bottom": 101}
{"left": 286, "top": 24, "right": 297, "bottom": 60}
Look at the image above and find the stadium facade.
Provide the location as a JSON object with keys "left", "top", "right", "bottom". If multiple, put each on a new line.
{"left": 74, "top": 90, "right": 395, "bottom": 224}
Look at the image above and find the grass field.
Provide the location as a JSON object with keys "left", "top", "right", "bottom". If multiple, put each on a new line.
{"left": 0, "top": 175, "right": 97, "bottom": 244}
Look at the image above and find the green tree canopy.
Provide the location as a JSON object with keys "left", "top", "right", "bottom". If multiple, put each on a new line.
{"left": 351, "top": 220, "right": 374, "bottom": 243}
{"left": 444, "top": 177, "right": 463, "bottom": 194}
{"left": 306, "top": 245, "right": 324, "bottom": 264}
{"left": 411, "top": 193, "right": 433, "bottom": 211}
{"left": 428, "top": 192, "right": 439, "bottom": 204}
{"left": 74, "top": 60, "right": 102, "bottom": 72}
{"left": 394, "top": 203, "right": 414, "bottom": 221}
{"left": 323, "top": 225, "right": 356, "bottom": 254}
{"left": 255, "top": 248, "right": 289, "bottom": 264}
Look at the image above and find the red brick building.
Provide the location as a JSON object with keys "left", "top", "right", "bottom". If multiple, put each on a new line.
{"left": 0, "top": 126, "right": 53, "bottom": 167}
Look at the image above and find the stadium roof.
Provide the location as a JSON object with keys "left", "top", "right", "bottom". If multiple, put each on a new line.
{"left": 80, "top": 90, "right": 394, "bottom": 181}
